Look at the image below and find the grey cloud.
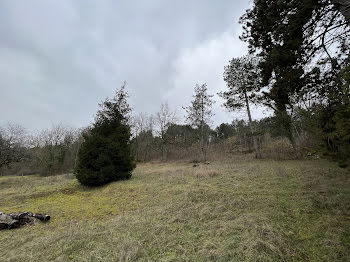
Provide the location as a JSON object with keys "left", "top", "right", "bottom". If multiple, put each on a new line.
{"left": 0, "top": 0, "right": 252, "bottom": 131}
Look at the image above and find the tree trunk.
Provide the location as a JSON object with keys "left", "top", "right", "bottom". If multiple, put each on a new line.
{"left": 289, "top": 131, "right": 301, "bottom": 159}
{"left": 135, "top": 137, "right": 139, "bottom": 162}
{"left": 200, "top": 124, "right": 206, "bottom": 162}
{"left": 244, "top": 89, "right": 261, "bottom": 158}
{"left": 74, "top": 140, "right": 81, "bottom": 170}
{"left": 200, "top": 96, "right": 206, "bottom": 162}
{"left": 161, "top": 139, "right": 166, "bottom": 161}
{"left": 277, "top": 108, "right": 300, "bottom": 159}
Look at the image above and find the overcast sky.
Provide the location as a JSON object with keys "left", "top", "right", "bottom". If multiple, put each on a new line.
{"left": 0, "top": 0, "right": 269, "bottom": 132}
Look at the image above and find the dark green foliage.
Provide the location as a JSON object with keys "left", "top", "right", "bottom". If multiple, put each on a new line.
{"left": 219, "top": 55, "right": 261, "bottom": 112}
{"left": 165, "top": 124, "right": 198, "bottom": 148}
{"left": 220, "top": 55, "right": 262, "bottom": 158}
{"left": 75, "top": 84, "right": 135, "bottom": 186}
{"left": 333, "top": 0, "right": 350, "bottom": 23}
{"left": 295, "top": 61, "right": 350, "bottom": 166}
{"left": 239, "top": 0, "right": 318, "bottom": 157}
{"left": 215, "top": 123, "right": 236, "bottom": 140}
{"left": 240, "top": 0, "right": 350, "bottom": 159}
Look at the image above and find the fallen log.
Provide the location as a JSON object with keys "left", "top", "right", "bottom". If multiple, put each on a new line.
{"left": 8, "top": 212, "right": 34, "bottom": 225}
{"left": 33, "top": 213, "right": 50, "bottom": 222}
{"left": 0, "top": 212, "right": 50, "bottom": 230}
{"left": 0, "top": 213, "right": 20, "bottom": 229}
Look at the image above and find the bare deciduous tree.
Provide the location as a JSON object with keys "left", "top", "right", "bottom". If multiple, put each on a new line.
{"left": 27, "top": 124, "right": 81, "bottom": 175}
{"left": 0, "top": 123, "right": 27, "bottom": 172}
{"left": 131, "top": 113, "right": 155, "bottom": 161}
{"left": 155, "top": 102, "right": 177, "bottom": 161}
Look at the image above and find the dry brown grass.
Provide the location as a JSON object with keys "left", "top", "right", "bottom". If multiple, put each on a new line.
{"left": 194, "top": 169, "right": 220, "bottom": 178}
{"left": 261, "top": 135, "right": 296, "bottom": 159}
{"left": 0, "top": 158, "right": 349, "bottom": 261}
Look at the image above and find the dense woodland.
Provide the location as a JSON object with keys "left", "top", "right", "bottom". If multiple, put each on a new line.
{"left": 1, "top": 0, "right": 349, "bottom": 177}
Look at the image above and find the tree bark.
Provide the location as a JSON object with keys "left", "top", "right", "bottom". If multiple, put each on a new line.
{"left": 200, "top": 96, "right": 206, "bottom": 162}
{"left": 280, "top": 110, "right": 300, "bottom": 159}
{"left": 289, "top": 131, "right": 301, "bottom": 159}
{"left": 200, "top": 124, "right": 206, "bottom": 162}
{"left": 161, "top": 131, "right": 166, "bottom": 161}
{"left": 244, "top": 89, "right": 261, "bottom": 158}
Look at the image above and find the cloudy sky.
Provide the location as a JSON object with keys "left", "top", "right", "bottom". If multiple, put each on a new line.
{"left": 0, "top": 0, "right": 268, "bottom": 132}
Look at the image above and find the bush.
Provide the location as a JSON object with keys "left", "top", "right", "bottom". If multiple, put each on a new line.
{"left": 74, "top": 84, "right": 135, "bottom": 186}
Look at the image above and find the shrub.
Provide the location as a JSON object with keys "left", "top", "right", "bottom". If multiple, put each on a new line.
{"left": 74, "top": 84, "right": 135, "bottom": 186}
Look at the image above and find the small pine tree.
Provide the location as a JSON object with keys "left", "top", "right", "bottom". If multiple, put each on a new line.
{"left": 184, "top": 83, "right": 214, "bottom": 162}
{"left": 75, "top": 82, "right": 135, "bottom": 186}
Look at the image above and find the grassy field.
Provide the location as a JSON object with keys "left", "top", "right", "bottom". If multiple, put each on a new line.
{"left": 0, "top": 157, "right": 349, "bottom": 261}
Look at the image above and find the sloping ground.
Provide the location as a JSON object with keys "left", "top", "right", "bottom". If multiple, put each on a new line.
{"left": 0, "top": 158, "right": 349, "bottom": 261}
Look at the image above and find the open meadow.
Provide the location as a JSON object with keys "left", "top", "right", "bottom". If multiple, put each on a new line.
{"left": 0, "top": 157, "right": 349, "bottom": 261}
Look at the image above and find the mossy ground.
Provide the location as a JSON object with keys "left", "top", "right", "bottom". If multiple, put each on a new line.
{"left": 0, "top": 157, "right": 349, "bottom": 261}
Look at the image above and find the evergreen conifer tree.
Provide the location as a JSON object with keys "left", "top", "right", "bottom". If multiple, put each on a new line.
{"left": 74, "top": 82, "right": 135, "bottom": 186}
{"left": 184, "top": 84, "right": 214, "bottom": 162}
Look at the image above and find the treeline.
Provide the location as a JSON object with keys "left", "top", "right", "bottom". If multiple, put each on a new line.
{"left": 0, "top": 96, "right": 348, "bottom": 177}
{"left": 0, "top": 123, "right": 82, "bottom": 176}
{"left": 130, "top": 109, "right": 324, "bottom": 163}
{"left": 0, "top": 112, "right": 298, "bottom": 176}
{"left": 131, "top": 116, "right": 277, "bottom": 162}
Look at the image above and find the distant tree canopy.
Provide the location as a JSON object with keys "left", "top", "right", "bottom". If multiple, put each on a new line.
{"left": 215, "top": 123, "right": 236, "bottom": 140}
{"left": 74, "top": 83, "right": 135, "bottom": 186}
